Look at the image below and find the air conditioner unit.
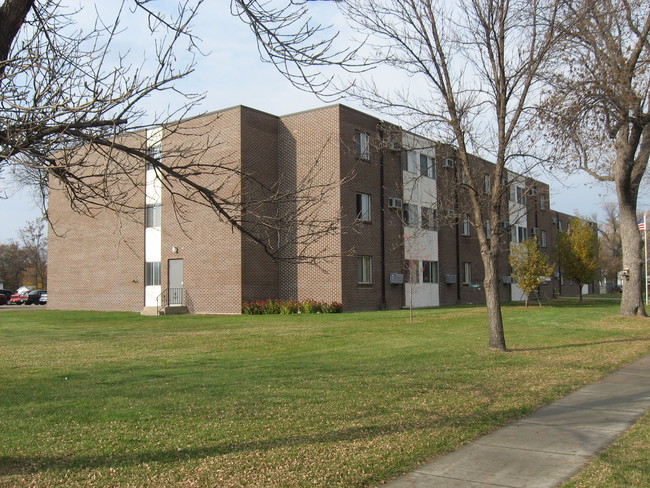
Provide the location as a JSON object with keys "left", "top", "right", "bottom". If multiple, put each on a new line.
{"left": 502, "top": 276, "right": 513, "bottom": 284}
{"left": 388, "top": 140, "right": 400, "bottom": 151}
{"left": 445, "top": 274, "right": 457, "bottom": 284}
{"left": 530, "top": 227, "right": 539, "bottom": 236}
{"left": 388, "top": 197, "right": 403, "bottom": 209}
{"left": 446, "top": 209, "right": 456, "bottom": 216}
{"left": 530, "top": 188, "right": 538, "bottom": 196}
{"left": 389, "top": 273, "right": 404, "bottom": 285}
{"left": 442, "top": 158, "right": 455, "bottom": 168}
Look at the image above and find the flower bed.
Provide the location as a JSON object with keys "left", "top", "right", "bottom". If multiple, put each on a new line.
{"left": 242, "top": 299, "right": 342, "bottom": 315}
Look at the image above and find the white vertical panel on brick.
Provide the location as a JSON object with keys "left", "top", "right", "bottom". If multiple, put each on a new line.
{"left": 144, "top": 127, "right": 162, "bottom": 307}
{"left": 508, "top": 171, "right": 528, "bottom": 302}
{"left": 402, "top": 132, "right": 439, "bottom": 308}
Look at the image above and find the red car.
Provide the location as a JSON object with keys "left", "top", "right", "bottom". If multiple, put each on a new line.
{"left": 0, "top": 289, "right": 12, "bottom": 305}
{"left": 8, "top": 293, "right": 28, "bottom": 305}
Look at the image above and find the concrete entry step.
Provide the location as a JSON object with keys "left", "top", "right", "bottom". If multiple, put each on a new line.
{"left": 160, "top": 305, "right": 189, "bottom": 315}
{"left": 140, "top": 306, "right": 159, "bottom": 316}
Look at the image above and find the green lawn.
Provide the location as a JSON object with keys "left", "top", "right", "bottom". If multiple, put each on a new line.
{"left": 1, "top": 300, "right": 649, "bottom": 487}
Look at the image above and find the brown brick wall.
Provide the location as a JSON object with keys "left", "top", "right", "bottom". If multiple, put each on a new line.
{"left": 278, "top": 106, "right": 343, "bottom": 304}
{"left": 240, "top": 107, "right": 280, "bottom": 303}
{"left": 47, "top": 132, "right": 147, "bottom": 312}
{"left": 339, "top": 106, "right": 404, "bottom": 311}
{"left": 160, "top": 109, "right": 244, "bottom": 314}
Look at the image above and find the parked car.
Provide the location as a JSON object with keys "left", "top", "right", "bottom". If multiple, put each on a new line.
{"left": 39, "top": 292, "right": 48, "bottom": 305}
{"left": 26, "top": 290, "right": 47, "bottom": 305}
{"left": 0, "top": 289, "right": 12, "bottom": 306}
{"left": 9, "top": 292, "right": 28, "bottom": 305}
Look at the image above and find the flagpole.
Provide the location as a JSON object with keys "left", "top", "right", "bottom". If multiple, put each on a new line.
{"left": 643, "top": 211, "right": 648, "bottom": 306}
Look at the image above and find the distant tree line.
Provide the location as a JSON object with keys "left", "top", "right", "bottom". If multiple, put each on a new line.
{"left": 0, "top": 219, "right": 47, "bottom": 291}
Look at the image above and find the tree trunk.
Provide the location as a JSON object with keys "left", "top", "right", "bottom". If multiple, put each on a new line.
{"left": 578, "top": 284, "right": 583, "bottom": 303}
{"left": 619, "top": 202, "right": 646, "bottom": 316}
{"left": 483, "top": 250, "right": 506, "bottom": 351}
{"left": 615, "top": 127, "right": 647, "bottom": 317}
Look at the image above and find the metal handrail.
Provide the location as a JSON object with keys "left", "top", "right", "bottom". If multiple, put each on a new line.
{"left": 156, "top": 287, "right": 186, "bottom": 315}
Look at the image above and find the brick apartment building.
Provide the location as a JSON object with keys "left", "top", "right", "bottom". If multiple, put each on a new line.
{"left": 47, "top": 104, "right": 590, "bottom": 314}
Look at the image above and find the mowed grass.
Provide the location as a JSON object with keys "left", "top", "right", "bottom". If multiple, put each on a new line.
{"left": 1, "top": 300, "right": 649, "bottom": 487}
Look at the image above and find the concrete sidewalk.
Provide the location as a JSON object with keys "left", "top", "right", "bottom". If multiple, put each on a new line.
{"left": 382, "top": 354, "right": 650, "bottom": 488}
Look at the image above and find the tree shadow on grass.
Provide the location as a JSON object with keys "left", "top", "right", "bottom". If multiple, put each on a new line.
{"left": 0, "top": 406, "right": 524, "bottom": 477}
{"left": 509, "top": 337, "right": 650, "bottom": 352}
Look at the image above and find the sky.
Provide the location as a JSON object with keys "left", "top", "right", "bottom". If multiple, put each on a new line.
{"left": 0, "top": 1, "right": 639, "bottom": 243}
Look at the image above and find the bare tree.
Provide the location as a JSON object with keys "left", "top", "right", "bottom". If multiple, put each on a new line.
{"left": 541, "top": 0, "right": 650, "bottom": 316}
{"left": 599, "top": 202, "right": 623, "bottom": 283}
{"left": 289, "top": 0, "right": 563, "bottom": 350}
{"left": 0, "top": 242, "right": 26, "bottom": 291}
{"left": 18, "top": 218, "right": 47, "bottom": 288}
{"left": 1, "top": 1, "right": 349, "bottom": 263}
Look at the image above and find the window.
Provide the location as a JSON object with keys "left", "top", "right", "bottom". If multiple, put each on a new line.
{"left": 356, "top": 193, "right": 372, "bottom": 222}
{"left": 403, "top": 150, "right": 416, "bottom": 172}
{"left": 485, "top": 220, "right": 492, "bottom": 239}
{"left": 420, "top": 154, "right": 435, "bottom": 178}
{"left": 511, "top": 225, "right": 528, "bottom": 243}
{"left": 541, "top": 229, "right": 548, "bottom": 248}
{"left": 357, "top": 256, "right": 372, "bottom": 284}
{"left": 539, "top": 193, "right": 547, "bottom": 210}
{"left": 355, "top": 131, "right": 370, "bottom": 160}
{"left": 518, "top": 226, "right": 528, "bottom": 242}
{"left": 145, "top": 261, "right": 161, "bottom": 286}
{"left": 145, "top": 204, "right": 161, "bottom": 228}
{"left": 145, "top": 144, "right": 162, "bottom": 172}
{"left": 516, "top": 186, "right": 527, "bottom": 205}
{"left": 483, "top": 174, "right": 491, "bottom": 193}
{"left": 461, "top": 214, "right": 471, "bottom": 236}
{"left": 463, "top": 262, "right": 472, "bottom": 285}
{"left": 422, "top": 261, "right": 439, "bottom": 283}
{"left": 421, "top": 207, "right": 437, "bottom": 230}
{"left": 403, "top": 203, "right": 419, "bottom": 226}
{"left": 404, "top": 260, "right": 419, "bottom": 283}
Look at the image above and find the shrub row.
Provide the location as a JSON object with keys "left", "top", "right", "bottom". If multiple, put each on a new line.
{"left": 242, "top": 299, "right": 343, "bottom": 315}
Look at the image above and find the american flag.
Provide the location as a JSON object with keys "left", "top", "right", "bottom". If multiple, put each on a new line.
{"left": 639, "top": 220, "right": 647, "bottom": 232}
